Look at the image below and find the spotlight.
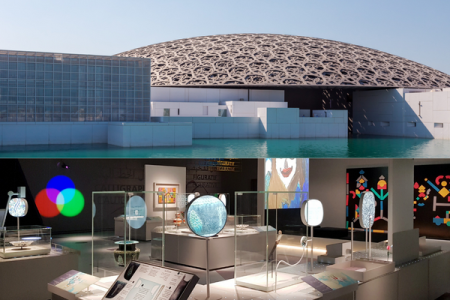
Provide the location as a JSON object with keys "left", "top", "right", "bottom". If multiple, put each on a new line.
{"left": 57, "top": 162, "right": 69, "bottom": 169}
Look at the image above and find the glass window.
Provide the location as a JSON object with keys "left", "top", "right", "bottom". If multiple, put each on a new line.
{"left": 27, "top": 97, "right": 35, "bottom": 104}
{"left": 8, "top": 70, "right": 17, "bottom": 78}
{"left": 54, "top": 72, "right": 62, "bottom": 80}
{"left": 36, "top": 97, "right": 44, "bottom": 104}
{"left": 45, "top": 72, "right": 53, "bottom": 80}
{"left": 70, "top": 65, "right": 79, "bottom": 72}
{"left": 18, "top": 71, "right": 26, "bottom": 79}
{"left": 63, "top": 64, "right": 70, "bottom": 72}
{"left": 70, "top": 73, "right": 78, "bottom": 80}
{"left": 44, "top": 97, "right": 52, "bottom": 105}
{"left": 53, "top": 106, "right": 61, "bottom": 113}
{"left": 45, "top": 88, "right": 53, "bottom": 96}
{"left": 71, "top": 88, "right": 78, "bottom": 97}
{"left": 35, "top": 63, "right": 44, "bottom": 71}
{"left": 62, "top": 98, "right": 70, "bottom": 105}
{"left": 63, "top": 73, "right": 70, "bottom": 80}
{"left": 35, "top": 72, "right": 44, "bottom": 80}
{"left": 17, "top": 62, "right": 26, "bottom": 70}
{"left": 44, "top": 64, "right": 53, "bottom": 71}
{"left": 54, "top": 64, "right": 62, "bottom": 72}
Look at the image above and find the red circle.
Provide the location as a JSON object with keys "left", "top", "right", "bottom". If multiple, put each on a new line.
{"left": 35, "top": 189, "right": 60, "bottom": 218}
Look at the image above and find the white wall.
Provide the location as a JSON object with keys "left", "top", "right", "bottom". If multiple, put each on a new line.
{"left": 151, "top": 102, "right": 226, "bottom": 117}
{"left": 353, "top": 88, "right": 450, "bottom": 139}
{"left": 145, "top": 165, "right": 186, "bottom": 220}
{"left": 151, "top": 87, "right": 284, "bottom": 103}
{"left": 225, "top": 101, "right": 287, "bottom": 117}
{"left": 258, "top": 108, "right": 348, "bottom": 138}
{"left": 0, "top": 122, "right": 108, "bottom": 146}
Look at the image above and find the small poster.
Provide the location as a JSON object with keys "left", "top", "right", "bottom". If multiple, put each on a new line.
{"left": 103, "top": 261, "right": 198, "bottom": 300}
{"left": 302, "top": 271, "right": 357, "bottom": 294}
{"left": 49, "top": 270, "right": 100, "bottom": 295}
{"left": 153, "top": 183, "right": 179, "bottom": 210}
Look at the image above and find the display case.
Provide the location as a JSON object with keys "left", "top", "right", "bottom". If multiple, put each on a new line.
{"left": 151, "top": 193, "right": 234, "bottom": 269}
{"left": 92, "top": 191, "right": 165, "bottom": 277}
{"left": 0, "top": 225, "right": 51, "bottom": 258}
{"left": 234, "top": 191, "right": 310, "bottom": 292}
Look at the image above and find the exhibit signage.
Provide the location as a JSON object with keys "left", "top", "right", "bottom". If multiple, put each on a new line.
{"left": 103, "top": 261, "right": 199, "bottom": 300}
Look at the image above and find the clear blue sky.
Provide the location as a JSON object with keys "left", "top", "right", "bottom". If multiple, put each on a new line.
{"left": 1, "top": 0, "right": 449, "bottom": 74}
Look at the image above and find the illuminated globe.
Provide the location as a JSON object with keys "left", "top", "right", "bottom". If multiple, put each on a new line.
{"left": 186, "top": 195, "right": 227, "bottom": 237}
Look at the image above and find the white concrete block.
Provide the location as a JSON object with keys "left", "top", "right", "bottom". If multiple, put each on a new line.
{"left": 248, "top": 122, "right": 259, "bottom": 138}
{"left": 338, "top": 124, "right": 347, "bottom": 138}
{"left": 304, "top": 124, "right": 315, "bottom": 137}
{"left": 238, "top": 123, "right": 249, "bottom": 138}
{"left": 419, "top": 91, "right": 433, "bottom": 101}
{"left": 223, "top": 123, "right": 239, "bottom": 138}
{"left": 420, "top": 101, "right": 433, "bottom": 123}
{"left": 174, "top": 125, "right": 192, "bottom": 145}
{"left": 290, "top": 124, "right": 300, "bottom": 138}
{"left": 48, "top": 124, "right": 72, "bottom": 144}
{"left": 432, "top": 111, "right": 450, "bottom": 123}
{"left": 188, "top": 88, "right": 207, "bottom": 102}
{"left": 107, "top": 124, "right": 124, "bottom": 147}
{"left": 302, "top": 118, "right": 322, "bottom": 124}
{"left": 434, "top": 126, "right": 445, "bottom": 139}
{"left": 267, "top": 124, "right": 279, "bottom": 139}
{"left": 266, "top": 108, "right": 277, "bottom": 124}
{"left": 298, "top": 124, "right": 305, "bottom": 138}
{"left": 315, "top": 123, "right": 328, "bottom": 137}
{"left": 170, "top": 87, "right": 187, "bottom": 102}
{"left": 276, "top": 108, "right": 298, "bottom": 124}
{"left": 210, "top": 123, "right": 224, "bottom": 138}
{"left": 92, "top": 125, "right": 108, "bottom": 143}
{"left": 153, "top": 125, "right": 175, "bottom": 146}
{"left": 206, "top": 88, "right": 220, "bottom": 102}
{"left": 278, "top": 124, "right": 290, "bottom": 138}
{"left": 328, "top": 123, "right": 339, "bottom": 137}
{"left": 130, "top": 125, "right": 152, "bottom": 147}
{"left": 333, "top": 117, "right": 345, "bottom": 124}
{"left": 432, "top": 92, "right": 448, "bottom": 111}
{"left": 192, "top": 117, "right": 215, "bottom": 123}
{"left": 2, "top": 124, "right": 26, "bottom": 146}
{"left": 151, "top": 87, "right": 170, "bottom": 102}
{"left": 71, "top": 125, "right": 93, "bottom": 144}
{"left": 215, "top": 117, "right": 233, "bottom": 123}
{"left": 193, "top": 123, "right": 209, "bottom": 138}
{"left": 25, "top": 124, "right": 49, "bottom": 145}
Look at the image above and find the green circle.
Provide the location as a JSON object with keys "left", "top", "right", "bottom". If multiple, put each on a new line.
{"left": 60, "top": 189, "right": 84, "bottom": 217}
{"left": 446, "top": 221, "right": 450, "bottom": 227}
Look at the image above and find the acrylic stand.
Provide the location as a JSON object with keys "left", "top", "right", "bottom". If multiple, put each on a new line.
{"left": 193, "top": 237, "right": 222, "bottom": 300}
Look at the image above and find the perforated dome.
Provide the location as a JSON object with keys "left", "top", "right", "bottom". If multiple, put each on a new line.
{"left": 117, "top": 34, "right": 450, "bottom": 88}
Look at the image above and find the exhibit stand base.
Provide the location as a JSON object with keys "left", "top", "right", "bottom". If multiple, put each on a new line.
{"left": 0, "top": 245, "right": 50, "bottom": 258}
{"left": 235, "top": 272, "right": 303, "bottom": 292}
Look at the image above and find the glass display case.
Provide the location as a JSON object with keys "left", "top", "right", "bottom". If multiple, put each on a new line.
{"left": 234, "top": 191, "right": 311, "bottom": 292}
{"left": 151, "top": 193, "right": 234, "bottom": 270}
{"left": 92, "top": 191, "right": 165, "bottom": 277}
{"left": 0, "top": 225, "right": 51, "bottom": 258}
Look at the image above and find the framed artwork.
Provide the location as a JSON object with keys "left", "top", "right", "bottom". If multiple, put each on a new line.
{"left": 346, "top": 167, "right": 388, "bottom": 231}
{"left": 153, "top": 183, "right": 179, "bottom": 210}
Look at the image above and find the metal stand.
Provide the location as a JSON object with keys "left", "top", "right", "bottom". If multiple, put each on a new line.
{"left": 351, "top": 222, "right": 354, "bottom": 260}
{"left": 193, "top": 237, "right": 222, "bottom": 300}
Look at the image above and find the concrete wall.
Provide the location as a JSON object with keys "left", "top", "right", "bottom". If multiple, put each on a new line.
{"left": 151, "top": 87, "right": 284, "bottom": 102}
{"left": 225, "top": 101, "right": 287, "bottom": 117}
{"left": 151, "top": 102, "right": 226, "bottom": 117}
{"left": 353, "top": 88, "right": 450, "bottom": 139}
{"left": 108, "top": 122, "right": 192, "bottom": 147}
{"left": 258, "top": 108, "right": 348, "bottom": 138}
{"left": 0, "top": 122, "right": 108, "bottom": 146}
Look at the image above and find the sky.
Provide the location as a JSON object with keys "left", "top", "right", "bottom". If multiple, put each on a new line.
{"left": 1, "top": 0, "right": 449, "bottom": 74}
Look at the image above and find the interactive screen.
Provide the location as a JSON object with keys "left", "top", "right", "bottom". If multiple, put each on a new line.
{"left": 35, "top": 175, "right": 85, "bottom": 218}
{"left": 346, "top": 167, "right": 388, "bottom": 231}
{"left": 265, "top": 158, "right": 309, "bottom": 209}
{"left": 301, "top": 199, "right": 323, "bottom": 226}
{"left": 414, "top": 164, "right": 450, "bottom": 239}
{"left": 103, "top": 261, "right": 199, "bottom": 300}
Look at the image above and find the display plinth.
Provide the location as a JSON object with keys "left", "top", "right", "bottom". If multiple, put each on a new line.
{"left": 235, "top": 271, "right": 303, "bottom": 292}
{"left": 0, "top": 225, "right": 51, "bottom": 258}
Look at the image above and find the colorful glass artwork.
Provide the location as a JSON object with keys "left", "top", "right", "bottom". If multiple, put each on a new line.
{"left": 186, "top": 195, "right": 227, "bottom": 237}
{"left": 8, "top": 198, "right": 28, "bottom": 217}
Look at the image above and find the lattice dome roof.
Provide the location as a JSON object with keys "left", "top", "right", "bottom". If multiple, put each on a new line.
{"left": 117, "top": 34, "right": 450, "bottom": 88}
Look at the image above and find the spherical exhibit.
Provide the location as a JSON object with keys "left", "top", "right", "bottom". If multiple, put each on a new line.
{"left": 8, "top": 198, "right": 28, "bottom": 217}
{"left": 359, "top": 191, "right": 376, "bottom": 229}
{"left": 301, "top": 199, "right": 323, "bottom": 227}
{"left": 186, "top": 195, "right": 227, "bottom": 237}
{"left": 125, "top": 196, "right": 147, "bottom": 229}
{"left": 117, "top": 34, "right": 450, "bottom": 88}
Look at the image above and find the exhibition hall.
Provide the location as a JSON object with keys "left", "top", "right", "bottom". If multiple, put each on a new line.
{"left": 0, "top": 158, "right": 449, "bottom": 300}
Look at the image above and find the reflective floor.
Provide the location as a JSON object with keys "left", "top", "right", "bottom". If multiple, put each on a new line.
{"left": 1, "top": 135, "right": 450, "bottom": 158}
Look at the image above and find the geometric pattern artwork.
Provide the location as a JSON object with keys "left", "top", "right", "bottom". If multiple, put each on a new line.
{"left": 346, "top": 168, "right": 388, "bottom": 231}
{"left": 8, "top": 198, "right": 28, "bottom": 217}
{"left": 186, "top": 195, "right": 227, "bottom": 237}
{"left": 414, "top": 164, "right": 450, "bottom": 239}
{"left": 35, "top": 175, "right": 85, "bottom": 218}
{"left": 117, "top": 34, "right": 450, "bottom": 88}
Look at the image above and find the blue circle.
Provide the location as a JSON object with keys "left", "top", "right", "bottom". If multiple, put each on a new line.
{"left": 186, "top": 195, "right": 227, "bottom": 237}
{"left": 47, "top": 175, "right": 75, "bottom": 192}
{"left": 125, "top": 196, "right": 147, "bottom": 229}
